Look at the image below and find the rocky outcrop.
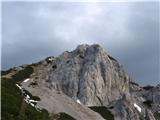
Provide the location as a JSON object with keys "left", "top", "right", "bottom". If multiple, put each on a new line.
{"left": 45, "top": 44, "right": 130, "bottom": 106}
{"left": 19, "top": 44, "right": 158, "bottom": 120}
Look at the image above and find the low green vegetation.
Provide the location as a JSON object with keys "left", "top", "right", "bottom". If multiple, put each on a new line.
{"left": 50, "top": 112, "right": 76, "bottom": 120}
{"left": 1, "top": 66, "right": 49, "bottom": 120}
{"left": 12, "top": 66, "right": 33, "bottom": 81}
{"left": 29, "top": 81, "right": 38, "bottom": 86}
{"left": 1, "top": 68, "right": 13, "bottom": 76}
{"left": 129, "top": 81, "right": 139, "bottom": 86}
{"left": 1, "top": 77, "right": 50, "bottom": 120}
{"left": 89, "top": 106, "right": 114, "bottom": 120}
{"left": 58, "top": 113, "right": 76, "bottom": 120}
{"left": 1, "top": 66, "right": 76, "bottom": 120}
{"left": 31, "top": 96, "right": 41, "bottom": 101}
{"left": 143, "top": 85, "right": 154, "bottom": 90}
{"left": 143, "top": 100, "right": 152, "bottom": 108}
{"left": 1, "top": 78, "right": 23, "bottom": 120}
{"left": 108, "top": 55, "right": 117, "bottom": 61}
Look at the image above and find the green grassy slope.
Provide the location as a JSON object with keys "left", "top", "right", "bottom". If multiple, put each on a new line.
{"left": 1, "top": 66, "right": 50, "bottom": 120}
{"left": 89, "top": 106, "right": 114, "bottom": 120}
{"left": 1, "top": 66, "right": 76, "bottom": 120}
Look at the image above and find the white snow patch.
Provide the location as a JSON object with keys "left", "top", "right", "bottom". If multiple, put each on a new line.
{"left": 48, "top": 57, "right": 54, "bottom": 62}
{"left": 17, "top": 85, "right": 41, "bottom": 112}
{"left": 24, "top": 95, "right": 39, "bottom": 108}
{"left": 29, "top": 100, "right": 38, "bottom": 103}
{"left": 48, "top": 58, "right": 53, "bottom": 61}
{"left": 30, "top": 103, "right": 35, "bottom": 107}
{"left": 134, "top": 103, "right": 141, "bottom": 113}
{"left": 16, "top": 84, "right": 22, "bottom": 90}
{"left": 23, "top": 78, "right": 30, "bottom": 83}
{"left": 24, "top": 98, "right": 29, "bottom": 104}
{"left": 26, "top": 95, "right": 30, "bottom": 99}
{"left": 76, "top": 99, "right": 81, "bottom": 104}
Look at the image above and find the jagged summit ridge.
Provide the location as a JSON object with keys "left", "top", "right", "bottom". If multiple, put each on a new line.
{"left": 74, "top": 44, "right": 108, "bottom": 58}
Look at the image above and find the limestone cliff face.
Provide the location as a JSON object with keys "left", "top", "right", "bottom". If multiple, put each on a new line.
{"left": 19, "top": 44, "right": 158, "bottom": 120}
{"left": 47, "top": 44, "right": 130, "bottom": 106}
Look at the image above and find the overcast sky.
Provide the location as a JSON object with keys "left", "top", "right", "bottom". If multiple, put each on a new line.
{"left": 2, "top": 2, "right": 159, "bottom": 85}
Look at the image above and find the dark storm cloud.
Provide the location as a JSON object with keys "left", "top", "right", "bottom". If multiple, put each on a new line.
{"left": 2, "top": 2, "right": 159, "bottom": 85}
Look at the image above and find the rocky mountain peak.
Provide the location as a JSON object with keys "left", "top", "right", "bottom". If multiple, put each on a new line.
{"left": 40, "top": 44, "right": 130, "bottom": 107}
{"left": 75, "top": 44, "right": 106, "bottom": 56}
{"left": 3, "top": 44, "right": 159, "bottom": 120}
{"left": 76, "top": 44, "right": 90, "bottom": 51}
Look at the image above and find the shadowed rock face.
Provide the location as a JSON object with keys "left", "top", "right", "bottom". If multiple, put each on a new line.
{"left": 18, "top": 44, "right": 158, "bottom": 120}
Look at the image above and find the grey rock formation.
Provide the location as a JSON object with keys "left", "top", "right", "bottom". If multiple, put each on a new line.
{"left": 47, "top": 44, "right": 130, "bottom": 106}
{"left": 20, "top": 44, "right": 158, "bottom": 120}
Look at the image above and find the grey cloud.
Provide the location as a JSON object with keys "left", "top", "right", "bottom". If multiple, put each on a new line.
{"left": 2, "top": 2, "right": 159, "bottom": 85}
